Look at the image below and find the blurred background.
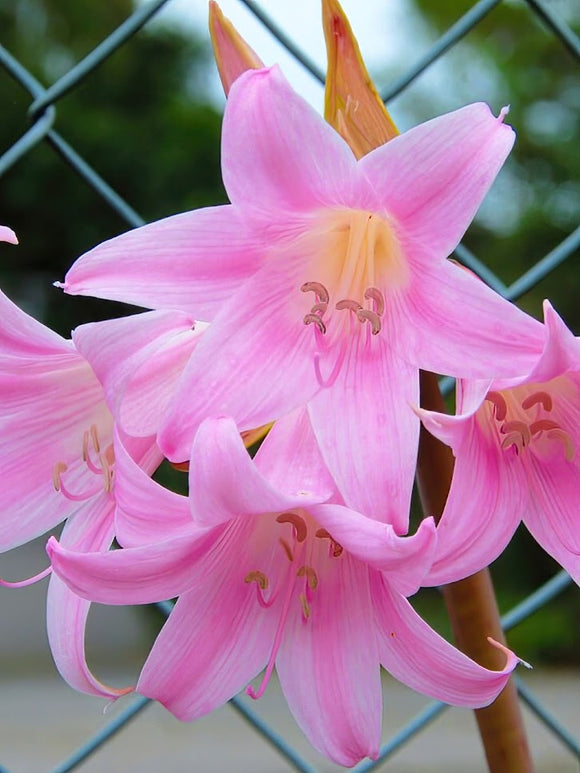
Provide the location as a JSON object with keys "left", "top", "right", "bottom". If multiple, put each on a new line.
{"left": 0, "top": 1, "right": 578, "bottom": 770}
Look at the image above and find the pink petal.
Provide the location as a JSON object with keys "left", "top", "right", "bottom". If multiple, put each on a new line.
{"left": 120, "top": 323, "right": 208, "bottom": 437}
{"left": 308, "top": 336, "right": 419, "bottom": 531}
{"left": 73, "top": 310, "right": 204, "bottom": 437}
{"left": 373, "top": 575, "right": 521, "bottom": 707}
{"left": 360, "top": 102, "right": 515, "bottom": 257}
{"left": 158, "top": 248, "right": 320, "bottom": 461}
{"left": 421, "top": 424, "right": 523, "bottom": 586}
{"left": 46, "top": 498, "right": 130, "bottom": 699}
{"left": 60, "top": 206, "right": 265, "bottom": 319}
{"left": 392, "top": 257, "right": 544, "bottom": 378}
{"left": 223, "top": 66, "right": 360, "bottom": 215}
{"left": 311, "top": 505, "right": 437, "bottom": 595}
{"left": 113, "top": 429, "right": 192, "bottom": 548}
{"left": 276, "top": 555, "right": 381, "bottom": 767}
{"left": 0, "top": 355, "right": 112, "bottom": 551}
{"left": 0, "top": 225, "right": 18, "bottom": 244}
{"left": 253, "top": 407, "right": 336, "bottom": 500}
{"left": 188, "top": 416, "right": 330, "bottom": 528}
{"left": 522, "top": 301, "right": 579, "bottom": 385}
{"left": 47, "top": 527, "right": 216, "bottom": 605}
{"left": 0, "top": 288, "right": 71, "bottom": 357}
{"left": 138, "top": 519, "right": 279, "bottom": 719}
{"left": 525, "top": 455, "right": 580, "bottom": 584}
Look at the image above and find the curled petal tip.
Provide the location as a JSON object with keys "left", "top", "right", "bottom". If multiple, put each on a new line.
{"left": 498, "top": 105, "right": 510, "bottom": 122}
{"left": 486, "top": 636, "right": 532, "bottom": 670}
{"left": 0, "top": 225, "right": 18, "bottom": 244}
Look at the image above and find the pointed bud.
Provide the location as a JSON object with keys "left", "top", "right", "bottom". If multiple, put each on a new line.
{"left": 209, "top": 1, "right": 264, "bottom": 96}
{"left": 322, "top": 0, "right": 398, "bottom": 157}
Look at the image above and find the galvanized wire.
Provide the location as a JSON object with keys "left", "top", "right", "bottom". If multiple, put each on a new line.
{"left": 0, "top": 0, "right": 578, "bottom": 770}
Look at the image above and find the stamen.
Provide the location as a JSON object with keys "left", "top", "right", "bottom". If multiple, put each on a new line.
{"left": 500, "top": 420, "right": 531, "bottom": 446}
{"left": 276, "top": 512, "right": 308, "bottom": 543}
{"left": 299, "top": 592, "right": 311, "bottom": 621}
{"left": 310, "top": 302, "right": 328, "bottom": 315}
{"left": 521, "top": 391, "right": 553, "bottom": 412}
{"left": 356, "top": 308, "right": 382, "bottom": 335}
{"left": 364, "top": 287, "right": 385, "bottom": 316}
{"left": 314, "top": 345, "right": 348, "bottom": 389}
{"left": 335, "top": 298, "right": 362, "bottom": 312}
{"left": 301, "top": 281, "right": 329, "bottom": 304}
{"left": 303, "top": 313, "right": 326, "bottom": 335}
{"left": 58, "top": 478, "right": 104, "bottom": 502}
{"left": 52, "top": 461, "right": 68, "bottom": 491}
{"left": 244, "top": 570, "right": 268, "bottom": 590}
{"left": 90, "top": 424, "right": 101, "bottom": 453}
{"left": 0, "top": 565, "right": 52, "bottom": 588}
{"left": 315, "top": 528, "right": 343, "bottom": 557}
{"left": 297, "top": 565, "right": 318, "bottom": 590}
{"left": 501, "top": 431, "right": 525, "bottom": 455}
{"left": 101, "top": 451, "right": 114, "bottom": 493}
{"left": 546, "top": 429, "right": 575, "bottom": 462}
{"left": 486, "top": 391, "right": 507, "bottom": 421}
{"left": 530, "top": 419, "right": 561, "bottom": 435}
{"left": 246, "top": 562, "right": 296, "bottom": 700}
{"left": 278, "top": 537, "right": 294, "bottom": 562}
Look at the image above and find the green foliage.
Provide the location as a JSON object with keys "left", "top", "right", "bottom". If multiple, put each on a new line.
{"left": 0, "top": 0, "right": 224, "bottom": 334}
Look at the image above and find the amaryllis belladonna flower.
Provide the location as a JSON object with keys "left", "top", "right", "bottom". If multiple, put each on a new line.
{"left": 418, "top": 301, "right": 579, "bottom": 585}
{"left": 49, "top": 411, "right": 523, "bottom": 767}
{"left": 59, "top": 67, "right": 543, "bottom": 530}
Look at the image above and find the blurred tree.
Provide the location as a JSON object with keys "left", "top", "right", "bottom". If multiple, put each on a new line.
{"left": 0, "top": 0, "right": 224, "bottom": 332}
{"left": 386, "top": 0, "right": 579, "bottom": 328}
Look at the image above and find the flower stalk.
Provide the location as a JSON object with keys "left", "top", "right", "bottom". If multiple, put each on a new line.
{"left": 417, "top": 370, "right": 533, "bottom": 771}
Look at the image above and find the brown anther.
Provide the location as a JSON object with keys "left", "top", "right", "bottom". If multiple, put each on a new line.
{"left": 101, "top": 456, "right": 114, "bottom": 493}
{"left": 303, "top": 313, "right": 327, "bottom": 335}
{"left": 501, "top": 431, "right": 525, "bottom": 455}
{"left": 521, "top": 390, "right": 553, "bottom": 412}
{"left": 486, "top": 391, "right": 508, "bottom": 421}
{"left": 297, "top": 565, "right": 318, "bottom": 590}
{"left": 500, "top": 420, "right": 531, "bottom": 446}
{"left": 315, "top": 528, "right": 344, "bottom": 558}
{"left": 364, "top": 287, "right": 385, "bottom": 316}
{"left": 244, "top": 570, "right": 269, "bottom": 590}
{"left": 310, "top": 302, "right": 328, "bottom": 315}
{"left": 90, "top": 424, "right": 100, "bottom": 453}
{"left": 276, "top": 512, "right": 308, "bottom": 543}
{"left": 530, "top": 419, "right": 561, "bottom": 435}
{"left": 299, "top": 592, "right": 311, "bottom": 620}
{"left": 278, "top": 537, "right": 294, "bottom": 562}
{"left": 52, "top": 461, "right": 68, "bottom": 492}
{"left": 335, "top": 298, "right": 362, "bottom": 312}
{"left": 301, "top": 281, "right": 329, "bottom": 304}
{"left": 356, "top": 308, "right": 382, "bottom": 335}
{"left": 82, "top": 430, "right": 90, "bottom": 462}
{"left": 546, "top": 429, "right": 574, "bottom": 462}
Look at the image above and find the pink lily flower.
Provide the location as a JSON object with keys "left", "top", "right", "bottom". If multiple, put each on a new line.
{"left": 48, "top": 411, "right": 522, "bottom": 767}
{"left": 418, "top": 301, "right": 580, "bottom": 586}
{"left": 60, "top": 67, "right": 543, "bottom": 529}
{"left": 0, "top": 267, "right": 199, "bottom": 695}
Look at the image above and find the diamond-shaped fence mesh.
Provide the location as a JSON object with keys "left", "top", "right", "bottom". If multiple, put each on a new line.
{"left": 0, "top": 0, "right": 578, "bottom": 771}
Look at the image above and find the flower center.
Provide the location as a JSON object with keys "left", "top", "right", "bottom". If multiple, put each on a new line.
{"left": 244, "top": 510, "right": 344, "bottom": 700}
{"left": 484, "top": 384, "right": 574, "bottom": 462}
{"left": 298, "top": 209, "right": 407, "bottom": 387}
{"left": 52, "top": 424, "right": 115, "bottom": 501}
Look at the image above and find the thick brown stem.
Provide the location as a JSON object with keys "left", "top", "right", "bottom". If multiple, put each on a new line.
{"left": 416, "top": 371, "right": 533, "bottom": 772}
